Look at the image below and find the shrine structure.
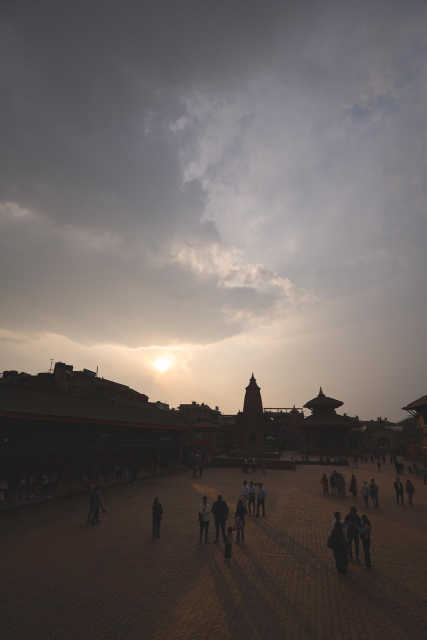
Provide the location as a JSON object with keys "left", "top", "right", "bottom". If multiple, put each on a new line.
{"left": 299, "top": 387, "right": 360, "bottom": 453}
{"left": 231, "top": 374, "right": 278, "bottom": 458}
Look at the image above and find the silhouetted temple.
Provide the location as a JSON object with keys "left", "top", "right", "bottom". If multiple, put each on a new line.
{"left": 300, "top": 387, "right": 360, "bottom": 452}
{"left": 234, "top": 374, "right": 275, "bottom": 454}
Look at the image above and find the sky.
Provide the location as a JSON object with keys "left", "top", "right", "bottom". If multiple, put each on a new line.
{"left": 1, "top": 0, "right": 426, "bottom": 420}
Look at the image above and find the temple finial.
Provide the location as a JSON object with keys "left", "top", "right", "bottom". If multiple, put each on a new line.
{"left": 319, "top": 386, "right": 324, "bottom": 396}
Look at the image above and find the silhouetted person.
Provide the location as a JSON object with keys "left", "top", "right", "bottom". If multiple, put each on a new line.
{"left": 345, "top": 507, "right": 361, "bottom": 561}
{"left": 152, "top": 496, "right": 163, "bottom": 538}
{"left": 211, "top": 495, "right": 229, "bottom": 543}
{"left": 394, "top": 477, "right": 404, "bottom": 505}
{"left": 198, "top": 496, "right": 211, "bottom": 544}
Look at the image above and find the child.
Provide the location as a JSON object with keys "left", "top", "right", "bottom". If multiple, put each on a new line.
{"left": 224, "top": 527, "right": 234, "bottom": 562}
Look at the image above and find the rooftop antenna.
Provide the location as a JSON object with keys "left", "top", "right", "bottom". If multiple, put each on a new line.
{"left": 49, "top": 359, "right": 55, "bottom": 373}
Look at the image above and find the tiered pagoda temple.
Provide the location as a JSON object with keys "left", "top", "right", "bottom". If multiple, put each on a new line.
{"left": 300, "top": 387, "right": 360, "bottom": 453}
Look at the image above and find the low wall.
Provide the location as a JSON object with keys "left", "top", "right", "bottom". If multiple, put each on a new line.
{"left": 211, "top": 457, "right": 347, "bottom": 469}
{"left": 227, "top": 451, "right": 281, "bottom": 459}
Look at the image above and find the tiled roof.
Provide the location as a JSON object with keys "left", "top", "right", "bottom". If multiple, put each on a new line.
{"left": 402, "top": 395, "right": 427, "bottom": 411}
{"left": 301, "top": 413, "right": 360, "bottom": 429}
{"left": 0, "top": 385, "right": 190, "bottom": 430}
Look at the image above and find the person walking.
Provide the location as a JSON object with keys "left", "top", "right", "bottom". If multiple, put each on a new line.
{"left": 261, "top": 458, "right": 267, "bottom": 474}
{"left": 354, "top": 515, "right": 372, "bottom": 569}
{"left": 345, "top": 506, "right": 361, "bottom": 562}
{"left": 406, "top": 479, "right": 415, "bottom": 506}
{"left": 90, "top": 486, "right": 105, "bottom": 525}
{"left": 211, "top": 495, "right": 229, "bottom": 543}
{"left": 361, "top": 481, "right": 369, "bottom": 508}
{"left": 349, "top": 475, "right": 357, "bottom": 498}
{"left": 256, "top": 483, "right": 267, "bottom": 518}
{"left": 248, "top": 481, "right": 256, "bottom": 513}
{"left": 152, "top": 497, "right": 163, "bottom": 538}
{"left": 320, "top": 474, "right": 329, "bottom": 495}
{"left": 240, "top": 480, "right": 249, "bottom": 508}
{"left": 330, "top": 516, "right": 348, "bottom": 576}
{"left": 422, "top": 470, "right": 427, "bottom": 485}
{"left": 192, "top": 461, "right": 198, "bottom": 477}
{"left": 354, "top": 456, "right": 358, "bottom": 469}
{"left": 369, "top": 478, "right": 379, "bottom": 508}
{"left": 394, "top": 477, "right": 404, "bottom": 506}
{"left": 234, "top": 499, "right": 247, "bottom": 544}
{"left": 339, "top": 474, "right": 346, "bottom": 498}
{"left": 224, "top": 527, "right": 234, "bottom": 561}
{"left": 199, "top": 461, "right": 203, "bottom": 477}
{"left": 198, "top": 496, "right": 211, "bottom": 544}
{"left": 19, "top": 476, "right": 27, "bottom": 499}
{"left": 252, "top": 458, "right": 257, "bottom": 473}
{"left": 377, "top": 460, "right": 382, "bottom": 472}
{"left": 330, "top": 473, "right": 337, "bottom": 497}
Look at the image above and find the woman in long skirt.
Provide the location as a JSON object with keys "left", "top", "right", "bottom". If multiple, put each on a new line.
{"left": 320, "top": 474, "right": 329, "bottom": 494}
{"left": 406, "top": 479, "right": 415, "bottom": 505}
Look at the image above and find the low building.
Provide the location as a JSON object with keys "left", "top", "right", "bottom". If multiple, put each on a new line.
{"left": 178, "top": 401, "right": 220, "bottom": 459}
{"left": 0, "top": 363, "right": 191, "bottom": 488}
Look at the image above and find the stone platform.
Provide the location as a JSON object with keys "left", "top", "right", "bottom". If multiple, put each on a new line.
{"left": 226, "top": 450, "right": 281, "bottom": 459}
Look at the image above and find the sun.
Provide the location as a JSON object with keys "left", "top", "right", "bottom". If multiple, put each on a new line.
{"left": 153, "top": 358, "right": 172, "bottom": 373}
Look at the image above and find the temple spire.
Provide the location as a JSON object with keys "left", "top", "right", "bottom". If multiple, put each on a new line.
{"left": 243, "top": 373, "right": 263, "bottom": 414}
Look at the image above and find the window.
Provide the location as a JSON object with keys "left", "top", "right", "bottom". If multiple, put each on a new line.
{"left": 195, "top": 432, "right": 203, "bottom": 439}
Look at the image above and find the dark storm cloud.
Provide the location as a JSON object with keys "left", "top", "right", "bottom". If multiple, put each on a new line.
{"left": 0, "top": 0, "right": 426, "bottom": 353}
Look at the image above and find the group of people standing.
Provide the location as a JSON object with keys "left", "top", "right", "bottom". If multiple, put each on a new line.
{"left": 195, "top": 481, "right": 267, "bottom": 560}
{"left": 242, "top": 458, "right": 267, "bottom": 474}
{"left": 329, "top": 508, "right": 372, "bottom": 575}
{"left": 321, "top": 469, "right": 419, "bottom": 507}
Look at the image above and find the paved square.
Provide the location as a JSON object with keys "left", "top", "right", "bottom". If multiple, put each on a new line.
{"left": 2, "top": 461, "right": 427, "bottom": 640}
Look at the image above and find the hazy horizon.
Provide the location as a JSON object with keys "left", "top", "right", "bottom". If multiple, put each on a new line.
{"left": 1, "top": 1, "right": 426, "bottom": 421}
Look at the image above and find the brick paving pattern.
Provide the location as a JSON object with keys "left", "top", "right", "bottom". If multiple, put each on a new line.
{"left": 2, "top": 460, "right": 427, "bottom": 640}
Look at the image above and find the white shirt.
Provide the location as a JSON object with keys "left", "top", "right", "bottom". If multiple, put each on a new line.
{"left": 252, "top": 459, "right": 256, "bottom": 464}
{"left": 241, "top": 485, "right": 249, "bottom": 497}
{"left": 248, "top": 486, "right": 256, "bottom": 495}
{"left": 199, "top": 503, "right": 211, "bottom": 521}
{"left": 361, "top": 485, "right": 369, "bottom": 496}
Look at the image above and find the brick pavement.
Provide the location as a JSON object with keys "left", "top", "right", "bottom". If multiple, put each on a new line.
{"left": 2, "top": 460, "right": 427, "bottom": 640}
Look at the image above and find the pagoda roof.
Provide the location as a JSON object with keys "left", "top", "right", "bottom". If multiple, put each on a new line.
{"left": 301, "top": 413, "right": 360, "bottom": 429}
{"left": 402, "top": 394, "right": 427, "bottom": 411}
{"left": 303, "top": 387, "right": 343, "bottom": 411}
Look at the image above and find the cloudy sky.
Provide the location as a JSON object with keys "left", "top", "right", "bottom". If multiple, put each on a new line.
{"left": 1, "top": 0, "right": 426, "bottom": 420}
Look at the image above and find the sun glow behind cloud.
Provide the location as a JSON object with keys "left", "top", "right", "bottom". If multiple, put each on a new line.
{"left": 153, "top": 357, "right": 173, "bottom": 373}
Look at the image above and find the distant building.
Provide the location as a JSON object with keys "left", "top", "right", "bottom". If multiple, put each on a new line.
{"left": 178, "top": 401, "right": 220, "bottom": 458}
{"left": 402, "top": 394, "right": 427, "bottom": 464}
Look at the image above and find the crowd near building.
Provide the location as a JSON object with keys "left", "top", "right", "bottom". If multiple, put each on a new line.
{"left": 0, "top": 363, "right": 425, "bottom": 494}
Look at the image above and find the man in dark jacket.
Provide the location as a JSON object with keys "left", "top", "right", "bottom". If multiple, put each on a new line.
{"left": 345, "top": 507, "right": 362, "bottom": 561}
{"left": 211, "top": 495, "right": 229, "bottom": 543}
{"left": 394, "top": 477, "right": 404, "bottom": 505}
